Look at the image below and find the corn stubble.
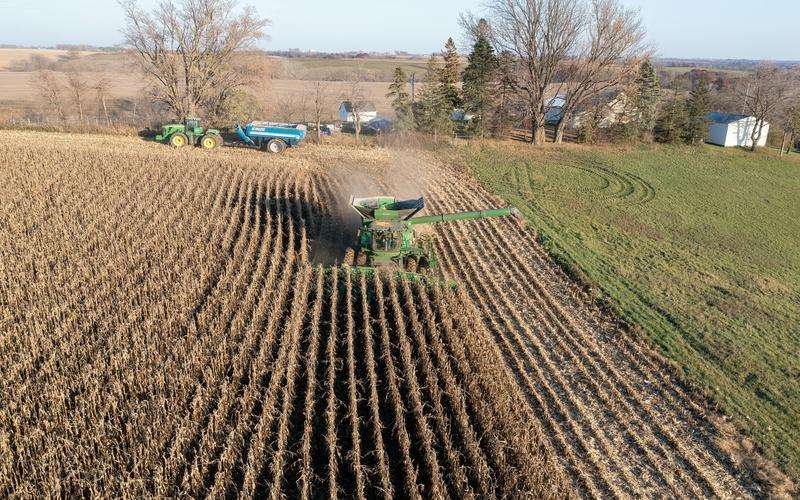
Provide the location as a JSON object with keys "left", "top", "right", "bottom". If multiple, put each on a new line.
{"left": 0, "top": 133, "right": 568, "bottom": 497}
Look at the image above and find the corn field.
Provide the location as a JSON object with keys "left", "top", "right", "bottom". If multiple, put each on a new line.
{"left": 0, "top": 132, "right": 570, "bottom": 497}
{"left": 0, "top": 131, "right": 786, "bottom": 497}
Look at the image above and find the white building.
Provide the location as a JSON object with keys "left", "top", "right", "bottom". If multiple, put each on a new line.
{"left": 339, "top": 101, "right": 377, "bottom": 123}
{"left": 707, "top": 113, "right": 769, "bottom": 148}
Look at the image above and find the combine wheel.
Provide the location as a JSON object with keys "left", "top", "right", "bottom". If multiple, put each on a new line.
{"left": 417, "top": 258, "right": 430, "bottom": 274}
{"left": 201, "top": 134, "right": 220, "bottom": 150}
{"left": 266, "top": 139, "right": 287, "bottom": 154}
{"left": 170, "top": 132, "right": 188, "bottom": 148}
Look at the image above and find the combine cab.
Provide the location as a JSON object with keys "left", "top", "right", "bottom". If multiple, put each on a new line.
{"left": 156, "top": 117, "right": 222, "bottom": 149}
{"left": 351, "top": 196, "right": 518, "bottom": 273}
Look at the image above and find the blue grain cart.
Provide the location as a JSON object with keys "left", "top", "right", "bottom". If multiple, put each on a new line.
{"left": 234, "top": 122, "right": 307, "bottom": 153}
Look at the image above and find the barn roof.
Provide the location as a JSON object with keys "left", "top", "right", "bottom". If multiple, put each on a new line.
{"left": 341, "top": 101, "right": 377, "bottom": 113}
{"left": 707, "top": 112, "right": 751, "bottom": 124}
{"left": 546, "top": 95, "right": 566, "bottom": 108}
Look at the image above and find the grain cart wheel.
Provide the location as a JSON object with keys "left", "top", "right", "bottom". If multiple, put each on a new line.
{"left": 266, "top": 139, "right": 286, "bottom": 154}
{"left": 170, "top": 132, "right": 188, "bottom": 148}
{"left": 200, "top": 134, "right": 219, "bottom": 150}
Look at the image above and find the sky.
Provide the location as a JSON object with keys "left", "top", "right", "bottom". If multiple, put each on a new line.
{"left": 0, "top": 0, "right": 797, "bottom": 60}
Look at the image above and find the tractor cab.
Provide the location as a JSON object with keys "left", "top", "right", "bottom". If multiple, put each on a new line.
{"left": 185, "top": 117, "right": 201, "bottom": 134}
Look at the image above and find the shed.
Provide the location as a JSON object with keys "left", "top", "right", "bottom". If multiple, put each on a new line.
{"left": 339, "top": 101, "right": 377, "bottom": 123}
{"left": 707, "top": 113, "right": 769, "bottom": 148}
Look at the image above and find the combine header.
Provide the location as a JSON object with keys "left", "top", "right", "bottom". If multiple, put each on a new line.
{"left": 350, "top": 196, "right": 519, "bottom": 273}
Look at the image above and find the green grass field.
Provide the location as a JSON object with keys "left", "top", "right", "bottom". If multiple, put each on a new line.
{"left": 450, "top": 141, "right": 800, "bottom": 476}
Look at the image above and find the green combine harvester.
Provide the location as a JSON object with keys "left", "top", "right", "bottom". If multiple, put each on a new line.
{"left": 350, "top": 196, "right": 519, "bottom": 274}
{"left": 155, "top": 117, "right": 222, "bottom": 149}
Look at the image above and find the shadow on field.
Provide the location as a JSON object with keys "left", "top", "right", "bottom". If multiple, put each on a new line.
{"left": 310, "top": 193, "right": 360, "bottom": 267}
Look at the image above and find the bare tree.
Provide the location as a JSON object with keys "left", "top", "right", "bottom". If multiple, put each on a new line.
{"left": 32, "top": 70, "right": 67, "bottom": 124}
{"left": 94, "top": 74, "right": 113, "bottom": 126}
{"left": 779, "top": 100, "right": 800, "bottom": 156}
{"left": 65, "top": 70, "right": 89, "bottom": 123}
{"left": 480, "top": 0, "right": 585, "bottom": 144}
{"left": 119, "top": 0, "right": 269, "bottom": 120}
{"left": 552, "top": 0, "right": 647, "bottom": 143}
{"left": 312, "top": 82, "right": 332, "bottom": 142}
{"left": 738, "top": 65, "right": 796, "bottom": 152}
{"left": 341, "top": 73, "right": 366, "bottom": 145}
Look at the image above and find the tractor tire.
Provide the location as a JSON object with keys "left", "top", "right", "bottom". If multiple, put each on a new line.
{"left": 170, "top": 132, "right": 189, "bottom": 148}
{"left": 355, "top": 251, "right": 368, "bottom": 267}
{"left": 266, "top": 138, "right": 287, "bottom": 154}
{"left": 200, "top": 134, "right": 220, "bottom": 150}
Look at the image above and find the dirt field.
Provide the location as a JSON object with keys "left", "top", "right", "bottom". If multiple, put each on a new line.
{"left": 0, "top": 130, "right": 790, "bottom": 497}
{"left": 0, "top": 48, "right": 395, "bottom": 121}
{"left": 0, "top": 48, "right": 95, "bottom": 70}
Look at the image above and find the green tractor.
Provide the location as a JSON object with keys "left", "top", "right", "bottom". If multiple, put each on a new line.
{"left": 351, "top": 196, "right": 519, "bottom": 273}
{"left": 155, "top": 117, "right": 222, "bottom": 150}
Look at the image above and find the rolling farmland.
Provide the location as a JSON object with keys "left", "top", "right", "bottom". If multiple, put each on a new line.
{"left": 0, "top": 131, "right": 791, "bottom": 497}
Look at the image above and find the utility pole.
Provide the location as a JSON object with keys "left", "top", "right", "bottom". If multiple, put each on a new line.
{"left": 410, "top": 73, "right": 416, "bottom": 104}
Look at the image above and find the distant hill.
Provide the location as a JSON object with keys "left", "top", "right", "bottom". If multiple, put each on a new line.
{"left": 654, "top": 58, "right": 800, "bottom": 71}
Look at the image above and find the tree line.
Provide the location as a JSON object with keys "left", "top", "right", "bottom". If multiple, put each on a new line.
{"left": 24, "top": 0, "right": 800, "bottom": 152}
{"left": 385, "top": 0, "right": 799, "bottom": 152}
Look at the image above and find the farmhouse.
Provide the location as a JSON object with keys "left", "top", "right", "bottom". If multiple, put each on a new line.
{"left": 568, "top": 91, "right": 630, "bottom": 129}
{"left": 544, "top": 95, "right": 567, "bottom": 125}
{"left": 707, "top": 112, "right": 769, "bottom": 148}
{"left": 339, "top": 101, "right": 377, "bottom": 123}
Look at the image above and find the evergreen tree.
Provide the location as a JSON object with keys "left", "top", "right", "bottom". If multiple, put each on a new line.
{"left": 440, "top": 37, "right": 462, "bottom": 109}
{"left": 654, "top": 89, "right": 686, "bottom": 144}
{"left": 633, "top": 59, "right": 661, "bottom": 138}
{"left": 684, "top": 76, "right": 711, "bottom": 144}
{"left": 386, "top": 67, "right": 412, "bottom": 130}
{"left": 489, "top": 51, "right": 517, "bottom": 137}
{"left": 415, "top": 55, "right": 453, "bottom": 138}
{"left": 462, "top": 26, "right": 498, "bottom": 136}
